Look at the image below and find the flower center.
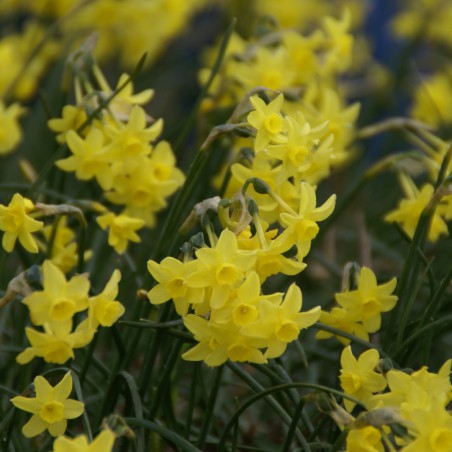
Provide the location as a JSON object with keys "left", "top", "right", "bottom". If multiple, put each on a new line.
{"left": 340, "top": 372, "right": 362, "bottom": 394}
{"left": 44, "top": 343, "right": 74, "bottom": 364}
{"left": 263, "top": 70, "right": 283, "bottom": 90}
{"left": 216, "top": 264, "right": 240, "bottom": 286}
{"left": 288, "top": 145, "right": 308, "bottom": 166}
{"left": 295, "top": 219, "right": 319, "bottom": 241}
{"left": 257, "top": 255, "right": 282, "bottom": 279}
{"left": 276, "top": 320, "right": 299, "bottom": 342}
{"left": 133, "top": 189, "right": 151, "bottom": 206}
{"left": 228, "top": 344, "right": 253, "bottom": 362}
{"left": 39, "top": 401, "right": 64, "bottom": 423}
{"left": 362, "top": 298, "right": 381, "bottom": 318}
{"left": 264, "top": 113, "right": 284, "bottom": 135}
{"left": 233, "top": 304, "right": 258, "bottom": 326}
{"left": 167, "top": 277, "right": 186, "bottom": 298}
{"left": 94, "top": 301, "right": 122, "bottom": 326}
{"left": 153, "top": 164, "right": 171, "bottom": 181}
{"left": 50, "top": 298, "right": 76, "bottom": 322}
{"left": 430, "top": 429, "right": 452, "bottom": 451}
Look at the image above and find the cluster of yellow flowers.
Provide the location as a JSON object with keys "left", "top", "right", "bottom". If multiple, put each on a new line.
{"left": 0, "top": 0, "right": 208, "bottom": 157}
{"left": 338, "top": 347, "right": 452, "bottom": 451}
{"left": 0, "top": 21, "right": 58, "bottom": 155}
{"left": 252, "top": 0, "right": 367, "bottom": 32}
{"left": 148, "top": 90, "right": 342, "bottom": 365}
{"left": 49, "top": 64, "right": 185, "bottom": 253}
{"left": 0, "top": 193, "right": 89, "bottom": 273}
{"left": 224, "top": 92, "right": 346, "bottom": 224}
{"left": 411, "top": 66, "right": 452, "bottom": 128}
{"left": 201, "top": 13, "right": 360, "bottom": 207}
{"left": 384, "top": 128, "right": 452, "bottom": 243}
{"left": 17, "top": 260, "right": 124, "bottom": 364}
{"left": 393, "top": 0, "right": 452, "bottom": 49}
{"left": 318, "top": 266, "right": 398, "bottom": 343}
{"left": 3, "top": 0, "right": 207, "bottom": 69}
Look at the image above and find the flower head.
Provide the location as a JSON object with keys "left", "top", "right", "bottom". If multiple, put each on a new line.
{"left": 88, "top": 270, "right": 125, "bottom": 328}
{"left": 10, "top": 372, "right": 84, "bottom": 438}
{"left": 52, "top": 429, "right": 116, "bottom": 452}
{"left": 345, "top": 426, "right": 384, "bottom": 452}
{"left": 335, "top": 267, "right": 397, "bottom": 333}
{"left": 97, "top": 212, "right": 144, "bottom": 254}
{"left": 0, "top": 101, "right": 25, "bottom": 154}
{"left": 23, "top": 260, "right": 90, "bottom": 328}
{"left": 17, "top": 319, "right": 95, "bottom": 365}
{"left": 339, "top": 346, "right": 387, "bottom": 412}
{"left": 0, "top": 193, "right": 43, "bottom": 253}
{"left": 247, "top": 93, "right": 287, "bottom": 151}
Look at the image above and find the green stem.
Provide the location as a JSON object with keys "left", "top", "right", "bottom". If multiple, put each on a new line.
{"left": 146, "top": 338, "right": 182, "bottom": 419}
{"left": 394, "top": 314, "right": 452, "bottom": 355}
{"left": 79, "top": 331, "right": 99, "bottom": 385}
{"left": 281, "top": 398, "right": 305, "bottom": 452}
{"left": 184, "top": 362, "right": 200, "bottom": 439}
{"left": 197, "top": 366, "right": 224, "bottom": 449}
{"left": 419, "top": 265, "right": 452, "bottom": 328}
{"left": 395, "top": 263, "right": 432, "bottom": 360}
{"left": 226, "top": 362, "right": 309, "bottom": 451}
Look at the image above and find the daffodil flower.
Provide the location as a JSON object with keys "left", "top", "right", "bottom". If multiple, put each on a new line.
{"left": 339, "top": 346, "right": 387, "bottom": 412}
{"left": 247, "top": 93, "right": 288, "bottom": 151}
{"left": 0, "top": 193, "right": 43, "bottom": 253}
{"left": 10, "top": 372, "right": 84, "bottom": 438}
{"left": 88, "top": 269, "right": 125, "bottom": 327}
{"left": 97, "top": 212, "right": 145, "bottom": 254}
{"left": 52, "top": 429, "right": 116, "bottom": 452}
{"left": 23, "top": 260, "right": 90, "bottom": 328}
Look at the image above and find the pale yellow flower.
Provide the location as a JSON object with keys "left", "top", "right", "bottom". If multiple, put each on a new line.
{"left": 10, "top": 372, "right": 84, "bottom": 438}
{"left": 0, "top": 193, "right": 43, "bottom": 253}
{"left": 52, "top": 430, "right": 116, "bottom": 452}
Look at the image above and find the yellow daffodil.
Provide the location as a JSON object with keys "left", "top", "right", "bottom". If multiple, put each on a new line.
{"left": 279, "top": 181, "right": 336, "bottom": 244}
{"left": 182, "top": 314, "right": 268, "bottom": 366}
{"left": 339, "top": 346, "right": 387, "bottom": 412}
{"left": 247, "top": 93, "right": 288, "bottom": 152}
{"left": 411, "top": 70, "right": 452, "bottom": 128}
{"left": 23, "top": 260, "right": 90, "bottom": 327}
{"left": 186, "top": 228, "right": 257, "bottom": 309}
{"left": 242, "top": 283, "right": 321, "bottom": 359}
{"left": 97, "top": 212, "right": 145, "bottom": 254}
{"left": 385, "top": 174, "right": 448, "bottom": 243}
{"left": 10, "top": 372, "right": 84, "bottom": 438}
{"left": 211, "top": 272, "right": 282, "bottom": 327}
{"left": 88, "top": 270, "right": 125, "bottom": 328}
{"left": 266, "top": 112, "right": 328, "bottom": 177}
{"left": 52, "top": 429, "right": 116, "bottom": 452}
{"left": 47, "top": 105, "right": 88, "bottom": 144}
{"left": 401, "top": 402, "right": 452, "bottom": 452}
{"left": 56, "top": 128, "right": 113, "bottom": 189}
{"left": 147, "top": 257, "right": 204, "bottom": 316}
{"left": 0, "top": 101, "right": 25, "bottom": 155}
{"left": 0, "top": 193, "right": 43, "bottom": 253}
{"left": 40, "top": 217, "right": 88, "bottom": 273}
{"left": 371, "top": 360, "right": 452, "bottom": 417}
{"left": 17, "top": 319, "right": 95, "bottom": 365}
{"left": 335, "top": 267, "right": 397, "bottom": 333}
{"left": 104, "top": 105, "right": 162, "bottom": 161}
{"left": 345, "top": 426, "right": 384, "bottom": 452}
